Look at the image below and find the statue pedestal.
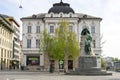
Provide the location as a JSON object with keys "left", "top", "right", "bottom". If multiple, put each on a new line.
{"left": 78, "top": 56, "right": 97, "bottom": 70}
{"left": 66, "top": 33, "right": 112, "bottom": 75}
{"left": 67, "top": 56, "right": 112, "bottom": 75}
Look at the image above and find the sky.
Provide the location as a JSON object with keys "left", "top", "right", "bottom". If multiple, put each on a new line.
{"left": 0, "top": 0, "right": 120, "bottom": 58}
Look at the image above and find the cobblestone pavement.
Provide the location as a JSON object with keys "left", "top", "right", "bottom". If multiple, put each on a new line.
{"left": 0, "top": 71, "right": 120, "bottom": 80}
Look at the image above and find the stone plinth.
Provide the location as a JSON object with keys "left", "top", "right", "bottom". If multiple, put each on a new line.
{"left": 66, "top": 56, "right": 112, "bottom": 75}
{"left": 78, "top": 56, "right": 97, "bottom": 70}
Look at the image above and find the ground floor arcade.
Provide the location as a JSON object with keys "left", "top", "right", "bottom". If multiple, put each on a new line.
{"left": 22, "top": 54, "right": 78, "bottom": 71}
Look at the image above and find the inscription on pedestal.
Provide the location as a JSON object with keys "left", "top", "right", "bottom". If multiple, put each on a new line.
{"left": 78, "top": 56, "right": 97, "bottom": 69}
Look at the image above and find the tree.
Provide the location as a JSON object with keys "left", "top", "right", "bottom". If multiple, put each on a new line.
{"left": 101, "top": 58, "right": 106, "bottom": 70}
{"left": 112, "top": 57, "right": 120, "bottom": 62}
{"left": 39, "top": 20, "right": 80, "bottom": 71}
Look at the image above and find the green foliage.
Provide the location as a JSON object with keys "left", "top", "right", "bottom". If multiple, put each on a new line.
{"left": 115, "top": 68, "right": 120, "bottom": 72}
{"left": 112, "top": 58, "right": 120, "bottom": 62}
{"left": 39, "top": 20, "right": 80, "bottom": 60}
{"left": 101, "top": 58, "right": 106, "bottom": 69}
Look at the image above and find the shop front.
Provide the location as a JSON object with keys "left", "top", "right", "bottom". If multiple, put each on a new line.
{"left": 27, "top": 56, "right": 40, "bottom": 66}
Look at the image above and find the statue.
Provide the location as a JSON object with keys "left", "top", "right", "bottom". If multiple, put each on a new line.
{"left": 84, "top": 33, "right": 92, "bottom": 55}
{"left": 81, "top": 28, "right": 92, "bottom": 55}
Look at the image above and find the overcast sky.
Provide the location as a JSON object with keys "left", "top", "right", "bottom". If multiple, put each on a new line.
{"left": 0, "top": 0, "right": 120, "bottom": 58}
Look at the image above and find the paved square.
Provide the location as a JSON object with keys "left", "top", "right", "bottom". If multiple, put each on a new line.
{"left": 0, "top": 71, "right": 120, "bottom": 80}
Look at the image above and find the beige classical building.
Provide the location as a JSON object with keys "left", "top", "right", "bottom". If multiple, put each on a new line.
{"left": 21, "top": 1, "right": 102, "bottom": 71}
{"left": 0, "top": 14, "right": 14, "bottom": 69}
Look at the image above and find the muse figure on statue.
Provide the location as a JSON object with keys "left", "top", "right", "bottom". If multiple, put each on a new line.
{"left": 84, "top": 33, "right": 92, "bottom": 55}
{"left": 81, "top": 28, "right": 92, "bottom": 55}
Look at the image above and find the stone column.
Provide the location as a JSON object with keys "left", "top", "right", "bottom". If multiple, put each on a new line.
{"left": 44, "top": 54, "right": 50, "bottom": 71}
{"left": 64, "top": 56, "right": 68, "bottom": 72}
{"left": 23, "top": 55, "right": 26, "bottom": 66}
{"left": 6, "top": 50, "right": 8, "bottom": 69}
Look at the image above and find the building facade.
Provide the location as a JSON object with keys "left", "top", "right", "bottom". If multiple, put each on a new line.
{"left": 0, "top": 14, "right": 20, "bottom": 69}
{"left": 0, "top": 14, "right": 14, "bottom": 69}
{"left": 114, "top": 61, "right": 120, "bottom": 71}
{"left": 21, "top": 1, "right": 102, "bottom": 71}
{"left": 8, "top": 17, "right": 20, "bottom": 68}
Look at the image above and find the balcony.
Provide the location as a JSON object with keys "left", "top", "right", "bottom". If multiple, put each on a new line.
{"left": 22, "top": 48, "right": 40, "bottom": 54}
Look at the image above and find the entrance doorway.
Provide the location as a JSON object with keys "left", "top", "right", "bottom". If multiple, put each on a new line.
{"left": 68, "top": 60, "right": 73, "bottom": 70}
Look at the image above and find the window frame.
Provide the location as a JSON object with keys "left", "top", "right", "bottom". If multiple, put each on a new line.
{"left": 27, "top": 26, "right": 31, "bottom": 33}
{"left": 50, "top": 26, "right": 54, "bottom": 33}
{"left": 91, "top": 26, "right": 95, "bottom": 33}
{"left": 36, "top": 39, "right": 40, "bottom": 48}
{"left": 36, "top": 26, "right": 40, "bottom": 33}
{"left": 27, "top": 39, "right": 31, "bottom": 48}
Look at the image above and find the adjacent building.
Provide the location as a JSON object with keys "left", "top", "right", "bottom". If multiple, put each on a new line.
{"left": 21, "top": 1, "right": 102, "bottom": 71}
{"left": 114, "top": 61, "right": 120, "bottom": 71}
{"left": 0, "top": 14, "right": 20, "bottom": 69}
{"left": 8, "top": 16, "right": 20, "bottom": 67}
{"left": 0, "top": 14, "right": 14, "bottom": 69}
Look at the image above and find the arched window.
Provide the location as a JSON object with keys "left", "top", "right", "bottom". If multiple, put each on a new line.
{"left": 81, "top": 28, "right": 90, "bottom": 35}
{"left": 82, "top": 25, "right": 89, "bottom": 30}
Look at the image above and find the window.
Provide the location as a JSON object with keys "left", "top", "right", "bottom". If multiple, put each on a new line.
{"left": 27, "top": 56, "right": 40, "bottom": 66}
{"left": 4, "top": 50, "right": 6, "bottom": 57}
{"left": 27, "top": 26, "right": 31, "bottom": 33}
{"left": 50, "top": 26, "right": 54, "bottom": 33}
{"left": 36, "top": 39, "right": 40, "bottom": 48}
{"left": 1, "top": 48, "right": 3, "bottom": 57}
{"left": 93, "top": 40, "right": 96, "bottom": 48}
{"left": 27, "top": 39, "right": 31, "bottom": 48}
{"left": 36, "top": 26, "right": 40, "bottom": 33}
{"left": 70, "top": 14, "right": 72, "bottom": 18}
{"left": 91, "top": 26, "right": 95, "bottom": 33}
{"left": 1, "top": 29, "right": 3, "bottom": 34}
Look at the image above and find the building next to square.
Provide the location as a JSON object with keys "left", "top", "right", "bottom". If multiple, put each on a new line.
{"left": 21, "top": 1, "right": 102, "bottom": 71}
{"left": 0, "top": 14, "right": 20, "bottom": 70}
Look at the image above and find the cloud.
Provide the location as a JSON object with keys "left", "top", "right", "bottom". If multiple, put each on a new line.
{"left": 101, "top": 24, "right": 120, "bottom": 58}
{"left": 1, "top": 0, "right": 120, "bottom": 58}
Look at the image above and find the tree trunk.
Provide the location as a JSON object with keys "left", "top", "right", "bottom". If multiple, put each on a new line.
{"left": 64, "top": 56, "right": 68, "bottom": 72}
